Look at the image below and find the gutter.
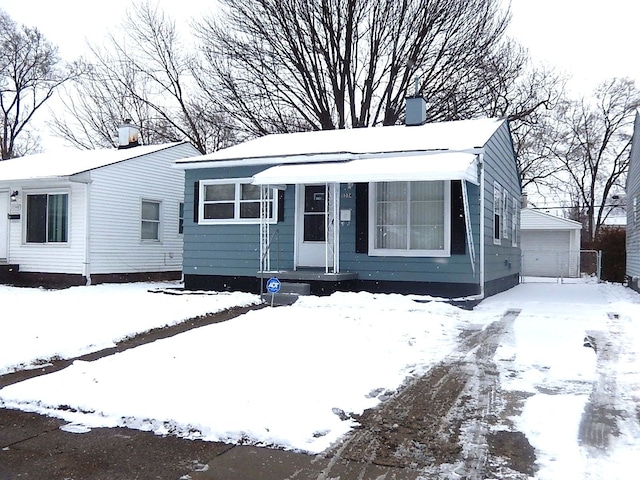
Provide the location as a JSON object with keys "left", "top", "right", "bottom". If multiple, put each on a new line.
{"left": 84, "top": 181, "right": 92, "bottom": 285}
{"left": 478, "top": 153, "right": 485, "bottom": 300}
{"left": 173, "top": 148, "right": 486, "bottom": 170}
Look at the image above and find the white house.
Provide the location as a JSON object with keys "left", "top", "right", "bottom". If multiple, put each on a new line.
{"left": 520, "top": 208, "right": 582, "bottom": 278}
{"left": 0, "top": 130, "right": 200, "bottom": 286}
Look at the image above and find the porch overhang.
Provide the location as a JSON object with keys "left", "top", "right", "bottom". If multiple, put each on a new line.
{"left": 251, "top": 152, "right": 479, "bottom": 186}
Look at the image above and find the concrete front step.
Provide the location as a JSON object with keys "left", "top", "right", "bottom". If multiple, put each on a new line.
{"left": 261, "top": 282, "right": 310, "bottom": 306}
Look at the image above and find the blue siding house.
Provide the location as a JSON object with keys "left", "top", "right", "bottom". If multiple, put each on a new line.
{"left": 176, "top": 97, "right": 522, "bottom": 300}
{"left": 626, "top": 110, "right": 640, "bottom": 291}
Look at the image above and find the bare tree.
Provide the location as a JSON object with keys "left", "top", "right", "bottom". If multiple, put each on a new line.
{"left": 469, "top": 38, "right": 567, "bottom": 190}
{"left": 50, "top": 2, "right": 235, "bottom": 153}
{"left": 0, "top": 10, "right": 78, "bottom": 159}
{"left": 194, "top": 0, "right": 517, "bottom": 136}
{"left": 550, "top": 78, "right": 640, "bottom": 242}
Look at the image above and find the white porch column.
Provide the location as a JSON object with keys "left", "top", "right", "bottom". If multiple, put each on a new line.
{"left": 325, "top": 182, "right": 340, "bottom": 273}
{"left": 259, "top": 185, "right": 270, "bottom": 272}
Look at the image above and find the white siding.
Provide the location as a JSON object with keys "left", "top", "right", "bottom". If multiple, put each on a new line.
{"left": 521, "top": 230, "right": 579, "bottom": 277}
{"left": 520, "top": 209, "right": 581, "bottom": 277}
{"left": 7, "top": 181, "right": 87, "bottom": 274}
{"left": 520, "top": 208, "right": 582, "bottom": 230}
{"left": 0, "top": 190, "right": 8, "bottom": 259}
{"left": 87, "top": 144, "right": 192, "bottom": 274}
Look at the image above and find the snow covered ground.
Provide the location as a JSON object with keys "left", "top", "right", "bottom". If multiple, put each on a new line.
{"left": 1, "top": 279, "right": 639, "bottom": 479}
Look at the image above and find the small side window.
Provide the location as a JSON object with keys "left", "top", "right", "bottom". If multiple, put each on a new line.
{"left": 142, "top": 200, "right": 161, "bottom": 241}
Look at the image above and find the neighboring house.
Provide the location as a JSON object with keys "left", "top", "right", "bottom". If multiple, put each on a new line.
{"left": 520, "top": 208, "right": 582, "bottom": 278}
{"left": 0, "top": 126, "right": 200, "bottom": 286}
{"left": 626, "top": 110, "right": 640, "bottom": 292}
{"left": 175, "top": 97, "right": 522, "bottom": 300}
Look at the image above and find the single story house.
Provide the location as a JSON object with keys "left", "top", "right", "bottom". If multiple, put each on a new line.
{"left": 626, "top": 110, "right": 640, "bottom": 291}
{"left": 0, "top": 125, "right": 200, "bottom": 286}
{"left": 520, "top": 208, "right": 582, "bottom": 278}
{"left": 175, "top": 97, "right": 522, "bottom": 300}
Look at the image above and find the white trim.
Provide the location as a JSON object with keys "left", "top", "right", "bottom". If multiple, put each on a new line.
{"left": 493, "top": 182, "right": 502, "bottom": 245}
{"left": 368, "top": 180, "right": 451, "bottom": 258}
{"left": 141, "top": 198, "right": 162, "bottom": 242}
{"left": 502, "top": 188, "right": 509, "bottom": 240}
{"left": 512, "top": 197, "right": 518, "bottom": 247}
{"left": 251, "top": 153, "right": 479, "bottom": 186}
{"left": 198, "top": 178, "right": 277, "bottom": 225}
{"left": 23, "top": 188, "right": 71, "bottom": 245}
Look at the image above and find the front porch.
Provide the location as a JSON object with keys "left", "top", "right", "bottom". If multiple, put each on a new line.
{"left": 257, "top": 269, "right": 358, "bottom": 299}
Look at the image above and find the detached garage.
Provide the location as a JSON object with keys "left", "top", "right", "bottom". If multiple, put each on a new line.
{"left": 520, "top": 209, "right": 582, "bottom": 278}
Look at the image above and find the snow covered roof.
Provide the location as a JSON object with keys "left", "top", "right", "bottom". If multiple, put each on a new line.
{"left": 0, "top": 143, "right": 184, "bottom": 182}
{"left": 521, "top": 208, "right": 582, "bottom": 230}
{"left": 176, "top": 117, "right": 505, "bottom": 168}
{"left": 252, "top": 152, "right": 480, "bottom": 185}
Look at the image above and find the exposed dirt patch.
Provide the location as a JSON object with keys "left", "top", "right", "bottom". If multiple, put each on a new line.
{"left": 325, "top": 309, "right": 538, "bottom": 479}
{"left": 486, "top": 430, "right": 536, "bottom": 476}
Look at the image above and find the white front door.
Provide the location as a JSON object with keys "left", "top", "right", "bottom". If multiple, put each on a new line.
{"left": 296, "top": 184, "right": 331, "bottom": 268}
{"left": 0, "top": 192, "right": 8, "bottom": 260}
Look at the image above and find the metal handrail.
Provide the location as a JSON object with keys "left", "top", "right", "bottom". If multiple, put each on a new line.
{"left": 259, "top": 229, "right": 280, "bottom": 296}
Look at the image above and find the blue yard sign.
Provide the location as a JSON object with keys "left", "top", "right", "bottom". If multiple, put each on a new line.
{"left": 266, "top": 277, "right": 281, "bottom": 294}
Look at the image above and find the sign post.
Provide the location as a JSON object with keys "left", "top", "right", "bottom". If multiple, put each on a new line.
{"left": 266, "top": 277, "right": 281, "bottom": 307}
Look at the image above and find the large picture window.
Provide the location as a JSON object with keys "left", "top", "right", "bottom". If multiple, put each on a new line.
{"left": 199, "top": 179, "right": 276, "bottom": 224}
{"left": 26, "top": 193, "right": 69, "bottom": 243}
{"left": 369, "top": 180, "right": 450, "bottom": 256}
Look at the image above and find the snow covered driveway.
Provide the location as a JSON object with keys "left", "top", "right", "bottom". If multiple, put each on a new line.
{"left": 1, "top": 280, "right": 639, "bottom": 479}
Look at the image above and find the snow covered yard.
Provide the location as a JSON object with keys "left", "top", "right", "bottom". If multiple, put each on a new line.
{"left": 1, "top": 279, "right": 640, "bottom": 479}
{"left": 0, "top": 282, "right": 260, "bottom": 375}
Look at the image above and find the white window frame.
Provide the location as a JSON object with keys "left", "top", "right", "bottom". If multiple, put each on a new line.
{"left": 368, "top": 180, "right": 451, "bottom": 257}
{"left": 141, "top": 199, "right": 161, "bottom": 242}
{"left": 502, "top": 189, "right": 509, "bottom": 240}
{"left": 178, "top": 202, "right": 184, "bottom": 234}
{"left": 23, "top": 189, "right": 70, "bottom": 245}
{"left": 199, "top": 178, "right": 277, "bottom": 225}
{"left": 511, "top": 197, "right": 518, "bottom": 247}
{"left": 493, "top": 182, "right": 502, "bottom": 245}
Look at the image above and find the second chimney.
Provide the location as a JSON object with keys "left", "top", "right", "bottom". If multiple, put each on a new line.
{"left": 118, "top": 120, "right": 140, "bottom": 149}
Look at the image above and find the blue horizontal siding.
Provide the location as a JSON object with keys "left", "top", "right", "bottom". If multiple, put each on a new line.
{"left": 183, "top": 124, "right": 520, "bottom": 292}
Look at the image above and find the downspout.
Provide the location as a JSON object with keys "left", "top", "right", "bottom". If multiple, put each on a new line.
{"left": 84, "top": 182, "right": 91, "bottom": 286}
{"left": 478, "top": 153, "right": 485, "bottom": 300}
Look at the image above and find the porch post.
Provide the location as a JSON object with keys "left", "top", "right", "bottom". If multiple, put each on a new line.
{"left": 259, "top": 185, "right": 270, "bottom": 272}
{"left": 325, "top": 182, "right": 340, "bottom": 273}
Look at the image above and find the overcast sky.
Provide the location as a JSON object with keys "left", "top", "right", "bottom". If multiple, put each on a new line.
{"left": 1, "top": 0, "right": 636, "bottom": 94}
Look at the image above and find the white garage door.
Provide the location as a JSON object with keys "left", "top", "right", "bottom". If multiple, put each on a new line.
{"left": 521, "top": 230, "right": 578, "bottom": 277}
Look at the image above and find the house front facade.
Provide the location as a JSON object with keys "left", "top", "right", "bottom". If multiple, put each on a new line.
{"left": 0, "top": 139, "right": 200, "bottom": 286}
{"left": 177, "top": 99, "right": 522, "bottom": 300}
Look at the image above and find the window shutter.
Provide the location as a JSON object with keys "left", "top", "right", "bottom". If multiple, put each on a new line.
{"left": 451, "top": 180, "right": 466, "bottom": 255}
{"left": 193, "top": 181, "right": 200, "bottom": 223}
{"left": 278, "top": 190, "right": 285, "bottom": 222}
{"left": 355, "top": 183, "right": 368, "bottom": 254}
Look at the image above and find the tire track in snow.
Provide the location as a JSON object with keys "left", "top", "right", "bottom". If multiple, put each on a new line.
{"left": 320, "top": 309, "right": 522, "bottom": 479}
